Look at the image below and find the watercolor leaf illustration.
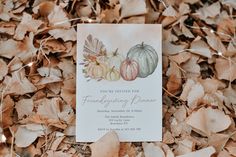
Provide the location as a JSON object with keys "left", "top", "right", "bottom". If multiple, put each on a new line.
{"left": 83, "top": 34, "right": 106, "bottom": 55}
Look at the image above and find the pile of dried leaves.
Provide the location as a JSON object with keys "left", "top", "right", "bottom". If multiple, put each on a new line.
{"left": 0, "top": 0, "right": 236, "bottom": 156}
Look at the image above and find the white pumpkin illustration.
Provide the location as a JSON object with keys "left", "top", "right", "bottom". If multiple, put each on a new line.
{"left": 108, "top": 48, "right": 124, "bottom": 70}
{"left": 127, "top": 42, "right": 158, "bottom": 78}
{"left": 86, "top": 61, "right": 108, "bottom": 79}
{"left": 106, "top": 66, "right": 120, "bottom": 81}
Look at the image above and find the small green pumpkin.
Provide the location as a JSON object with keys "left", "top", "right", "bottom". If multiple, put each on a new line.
{"left": 127, "top": 42, "right": 158, "bottom": 78}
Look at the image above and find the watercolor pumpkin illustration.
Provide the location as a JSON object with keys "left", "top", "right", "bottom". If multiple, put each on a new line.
{"left": 127, "top": 42, "right": 158, "bottom": 78}
{"left": 82, "top": 35, "right": 158, "bottom": 81}
{"left": 97, "top": 54, "right": 109, "bottom": 65}
{"left": 120, "top": 58, "right": 139, "bottom": 81}
{"left": 106, "top": 66, "right": 120, "bottom": 81}
{"left": 108, "top": 49, "right": 124, "bottom": 70}
{"left": 86, "top": 61, "right": 108, "bottom": 79}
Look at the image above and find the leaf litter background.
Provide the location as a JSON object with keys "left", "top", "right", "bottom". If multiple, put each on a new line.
{"left": 0, "top": 0, "right": 236, "bottom": 156}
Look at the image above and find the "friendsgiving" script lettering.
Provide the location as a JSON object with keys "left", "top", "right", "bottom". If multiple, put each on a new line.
{"left": 81, "top": 95, "right": 157, "bottom": 108}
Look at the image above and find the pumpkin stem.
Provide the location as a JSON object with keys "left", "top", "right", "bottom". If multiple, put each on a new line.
{"left": 111, "top": 66, "right": 115, "bottom": 71}
{"left": 95, "top": 60, "right": 100, "bottom": 65}
{"left": 141, "top": 42, "right": 144, "bottom": 47}
{"left": 126, "top": 58, "right": 131, "bottom": 64}
{"left": 100, "top": 49, "right": 107, "bottom": 56}
{"left": 113, "top": 48, "right": 118, "bottom": 56}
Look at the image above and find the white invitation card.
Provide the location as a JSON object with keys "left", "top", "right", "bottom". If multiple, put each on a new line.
{"left": 76, "top": 24, "right": 162, "bottom": 142}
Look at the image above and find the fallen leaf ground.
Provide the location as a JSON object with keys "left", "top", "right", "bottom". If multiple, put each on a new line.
{"left": 0, "top": 0, "right": 236, "bottom": 157}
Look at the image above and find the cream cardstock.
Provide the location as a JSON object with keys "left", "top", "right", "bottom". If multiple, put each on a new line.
{"left": 76, "top": 24, "right": 162, "bottom": 142}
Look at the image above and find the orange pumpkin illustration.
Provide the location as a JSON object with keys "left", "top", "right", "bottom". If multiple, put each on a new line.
{"left": 120, "top": 58, "right": 139, "bottom": 81}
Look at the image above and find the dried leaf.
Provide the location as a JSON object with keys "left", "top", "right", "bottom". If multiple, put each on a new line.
{"left": 208, "top": 133, "right": 230, "bottom": 152}
{"left": 58, "top": 59, "right": 76, "bottom": 79}
{"left": 1, "top": 95, "right": 14, "bottom": 128}
{"left": 37, "top": 67, "right": 61, "bottom": 77}
{"left": 15, "top": 124, "right": 44, "bottom": 147}
{"left": 90, "top": 131, "right": 120, "bottom": 157}
{"left": 145, "top": 7, "right": 160, "bottom": 23}
{"left": 163, "top": 5, "right": 178, "bottom": 17}
{"left": 181, "top": 55, "right": 201, "bottom": 78}
{"left": 0, "top": 32, "right": 37, "bottom": 62}
{"left": 36, "top": 98, "right": 61, "bottom": 120}
{"left": 0, "top": 21, "right": 15, "bottom": 35}
{"left": 163, "top": 131, "right": 175, "bottom": 144}
{"left": 186, "top": 107, "right": 231, "bottom": 136}
{"left": 44, "top": 39, "right": 67, "bottom": 54}
{"left": 47, "top": 150, "right": 72, "bottom": 157}
{"left": 215, "top": 58, "right": 236, "bottom": 81}
{"left": 5, "top": 71, "right": 37, "bottom": 95}
{"left": 50, "top": 133, "right": 65, "bottom": 151}
{"left": 174, "top": 139, "right": 195, "bottom": 155}
{"left": 196, "top": 2, "right": 221, "bottom": 19}
{"left": 37, "top": 67, "right": 62, "bottom": 85}
{"left": 174, "top": 105, "right": 187, "bottom": 122}
{"left": 217, "top": 19, "right": 235, "bottom": 41}
{"left": 57, "top": 104, "right": 74, "bottom": 124}
{"left": 120, "top": 0, "right": 147, "bottom": 18}
{"left": 166, "top": 61, "right": 182, "bottom": 94}
{"left": 162, "top": 16, "right": 178, "bottom": 27}
{"left": 14, "top": 12, "right": 43, "bottom": 40}
{"left": 0, "top": 0, "right": 14, "bottom": 21}
{"left": 142, "top": 143, "right": 165, "bottom": 157}
{"left": 32, "top": 1, "right": 55, "bottom": 16}
{"left": 206, "top": 34, "right": 226, "bottom": 55}
{"left": 64, "top": 118, "right": 75, "bottom": 136}
{"left": 119, "top": 143, "right": 132, "bottom": 157}
{"left": 0, "top": 59, "right": 8, "bottom": 80}
{"left": 169, "top": 52, "right": 191, "bottom": 65}
{"left": 181, "top": 24, "right": 194, "bottom": 38}
{"left": 225, "top": 141, "right": 236, "bottom": 156}
{"left": 184, "top": 81, "right": 204, "bottom": 108}
{"left": 76, "top": 5, "right": 92, "bottom": 17}
{"left": 163, "top": 41, "right": 187, "bottom": 55}
{"left": 163, "top": 29, "right": 178, "bottom": 42}
{"left": 180, "top": 79, "right": 195, "bottom": 101}
{"left": 223, "top": 84, "right": 236, "bottom": 106}
{"left": 199, "top": 78, "right": 224, "bottom": 94}
{"left": 60, "top": 78, "right": 76, "bottom": 109}
{"left": 179, "top": 3, "right": 190, "bottom": 15}
{"left": 201, "top": 91, "right": 225, "bottom": 108}
{"left": 222, "top": 0, "right": 236, "bottom": 9}
{"left": 122, "top": 16, "right": 145, "bottom": 23}
{"left": 176, "top": 146, "right": 215, "bottom": 157}
{"left": 48, "top": 5, "right": 70, "bottom": 28}
{"left": 101, "top": 5, "right": 120, "bottom": 23}
{"left": 0, "top": 39, "right": 21, "bottom": 59}
{"left": 217, "top": 149, "right": 232, "bottom": 157}
{"left": 47, "top": 82, "right": 62, "bottom": 95}
{"left": 227, "top": 41, "right": 236, "bottom": 56}
{"left": 190, "top": 38, "right": 212, "bottom": 58}
{"left": 15, "top": 99, "right": 34, "bottom": 119}
{"left": 48, "top": 28, "right": 77, "bottom": 41}
{"left": 25, "top": 145, "right": 41, "bottom": 157}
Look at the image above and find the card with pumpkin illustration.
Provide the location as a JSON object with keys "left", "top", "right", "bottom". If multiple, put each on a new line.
{"left": 76, "top": 24, "right": 162, "bottom": 142}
